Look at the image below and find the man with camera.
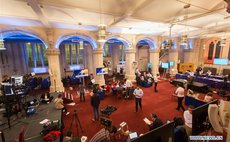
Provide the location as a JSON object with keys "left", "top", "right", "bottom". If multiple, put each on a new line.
{"left": 90, "top": 118, "right": 117, "bottom": 142}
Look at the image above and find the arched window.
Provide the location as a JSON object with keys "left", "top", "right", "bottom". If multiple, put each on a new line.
{"left": 119, "top": 44, "right": 126, "bottom": 62}
{"left": 63, "top": 43, "right": 84, "bottom": 65}
{"left": 25, "top": 42, "right": 47, "bottom": 68}
{"left": 103, "top": 43, "right": 112, "bottom": 57}
{"left": 215, "top": 41, "right": 221, "bottom": 58}
{"left": 208, "top": 42, "right": 214, "bottom": 60}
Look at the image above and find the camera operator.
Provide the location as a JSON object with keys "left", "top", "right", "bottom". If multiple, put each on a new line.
{"left": 90, "top": 121, "right": 117, "bottom": 142}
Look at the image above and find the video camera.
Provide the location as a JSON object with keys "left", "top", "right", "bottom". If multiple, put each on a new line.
{"left": 100, "top": 105, "right": 117, "bottom": 117}
{"left": 100, "top": 117, "right": 112, "bottom": 128}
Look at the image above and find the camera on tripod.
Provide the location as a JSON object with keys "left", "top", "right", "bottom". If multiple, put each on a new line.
{"left": 100, "top": 117, "right": 112, "bottom": 128}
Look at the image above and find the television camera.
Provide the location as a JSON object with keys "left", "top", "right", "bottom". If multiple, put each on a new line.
{"left": 100, "top": 105, "right": 117, "bottom": 117}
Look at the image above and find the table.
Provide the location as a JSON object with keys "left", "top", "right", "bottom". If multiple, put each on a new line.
{"left": 187, "top": 82, "right": 209, "bottom": 94}
{"left": 184, "top": 96, "right": 206, "bottom": 108}
{"left": 2, "top": 93, "right": 62, "bottom": 142}
{"left": 175, "top": 73, "right": 230, "bottom": 91}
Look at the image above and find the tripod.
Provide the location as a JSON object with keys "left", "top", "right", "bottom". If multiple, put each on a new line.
{"left": 67, "top": 109, "right": 83, "bottom": 142}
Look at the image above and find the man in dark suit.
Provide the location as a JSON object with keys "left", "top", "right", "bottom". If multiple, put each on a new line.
{"left": 90, "top": 90, "right": 100, "bottom": 121}
{"left": 149, "top": 113, "right": 163, "bottom": 131}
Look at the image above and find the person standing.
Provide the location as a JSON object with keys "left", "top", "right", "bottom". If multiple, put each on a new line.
{"left": 184, "top": 105, "right": 194, "bottom": 141}
{"left": 153, "top": 74, "right": 160, "bottom": 92}
{"left": 90, "top": 91, "right": 100, "bottom": 121}
{"left": 133, "top": 86, "right": 143, "bottom": 112}
{"left": 175, "top": 84, "right": 185, "bottom": 111}
{"left": 125, "top": 78, "right": 133, "bottom": 99}
{"left": 79, "top": 83, "right": 85, "bottom": 102}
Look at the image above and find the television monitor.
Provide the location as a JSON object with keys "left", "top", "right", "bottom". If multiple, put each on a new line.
{"left": 11, "top": 76, "right": 23, "bottom": 86}
{"left": 161, "top": 62, "right": 169, "bottom": 69}
{"left": 74, "top": 69, "right": 89, "bottom": 77}
{"left": 131, "top": 122, "right": 174, "bottom": 142}
{"left": 96, "top": 67, "right": 108, "bottom": 75}
{"left": 192, "top": 100, "right": 218, "bottom": 135}
{"left": 213, "top": 58, "right": 228, "bottom": 65}
{"left": 169, "top": 61, "right": 174, "bottom": 67}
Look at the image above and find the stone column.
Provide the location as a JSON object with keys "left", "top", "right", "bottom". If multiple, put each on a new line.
{"left": 125, "top": 48, "right": 136, "bottom": 82}
{"left": 46, "top": 30, "right": 64, "bottom": 92}
{"left": 168, "top": 49, "right": 178, "bottom": 74}
{"left": 93, "top": 46, "right": 105, "bottom": 86}
{"left": 149, "top": 49, "right": 160, "bottom": 76}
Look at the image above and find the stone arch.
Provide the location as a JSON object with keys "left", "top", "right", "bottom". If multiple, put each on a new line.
{"left": 136, "top": 37, "right": 157, "bottom": 49}
{"left": 55, "top": 33, "right": 97, "bottom": 49}
{"left": 105, "top": 35, "right": 132, "bottom": 48}
{"left": 1, "top": 27, "right": 48, "bottom": 48}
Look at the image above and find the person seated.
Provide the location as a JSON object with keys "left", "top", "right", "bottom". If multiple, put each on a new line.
{"left": 187, "top": 75, "right": 193, "bottom": 84}
{"left": 146, "top": 72, "right": 152, "bottom": 78}
{"left": 206, "top": 70, "right": 212, "bottom": 76}
{"left": 185, "top": 70, "right": 191, "bottom": 76}
{"left": 147, "top": 113, "right": 163, "bottom": 131}
{"left": 186, "top": 89, "right": 195, "bottom": 97}
{"left": 40, "top": 93, "right": 53, "bottom": 104}
{"left": 203, "top": 92, "right": 213, "bottom": 102}
{"left": 140, "top": 76, "right": 145, "bottom": 81}
{"left": 173, "top": 117, "right": 188, "bottom": 142}
{"left": 105, "top": 84, "right": 111, "bottom": 95}
{"left": 54, "top": 94, "right": 70, "bottom": 115}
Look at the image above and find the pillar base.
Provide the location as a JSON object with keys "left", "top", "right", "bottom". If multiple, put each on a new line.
{"left": 125, "top": 74, "right": 136, "bottom": 82}
{"left": 49, "top": 85, "right": 64, "bottom": 93}
{"left": 95, "top": 76, "right": 105, "bottom": 86}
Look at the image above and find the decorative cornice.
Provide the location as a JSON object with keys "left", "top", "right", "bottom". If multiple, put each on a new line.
{"left": 125, "top": 48, "right": 136, "bottom": 53}
{"left": 46, "top": 47, "right": 60, "bottom": 55}
{"left": 93, "top": 48, "right": 103, "bottom": 54}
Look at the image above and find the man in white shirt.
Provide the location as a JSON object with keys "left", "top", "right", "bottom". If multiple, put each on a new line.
{"left": 184, "top": 105, "right": 194, "bottom": 141}
{"left": 133, "top": 86, "right": 143, "bottom": 112}
{"left": 125, "top": 78, "right": 133, "bottom": 99}
{"left": 175, "top": 84, "right": 185, "bottom": 111}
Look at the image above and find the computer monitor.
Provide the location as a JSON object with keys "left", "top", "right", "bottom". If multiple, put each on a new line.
{"left": 161, "top": 62, "right": 169, "bottom": 69}
{"left": 96, "top": 67, "right": 109, "bottom": 75}
{"left": 129, "top": 132, "right": 138, "bottom": 140}
{"left": 74, "top": 69, "right": 89, "bottom": 77}
{"left": 213, "top": 58, "right": 228, "bottom": 65}
{"left": 11, "top": 76, "right": 23, "bottom": 86}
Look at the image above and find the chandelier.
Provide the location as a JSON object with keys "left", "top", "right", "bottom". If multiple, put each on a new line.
{"left": 97, "top": 0, "right": 106, "bottom": 43}
{"left": 180, "top": 4, "right": 190, "bottom": 49}
{"left": 98, "top": 24, "right": 106, "bottom": 42}
{"left": 0, "top": 29, "right": 6, "bottom": 50}
{"left": 224, "top": 0, "right": 230, "bottom": 13}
